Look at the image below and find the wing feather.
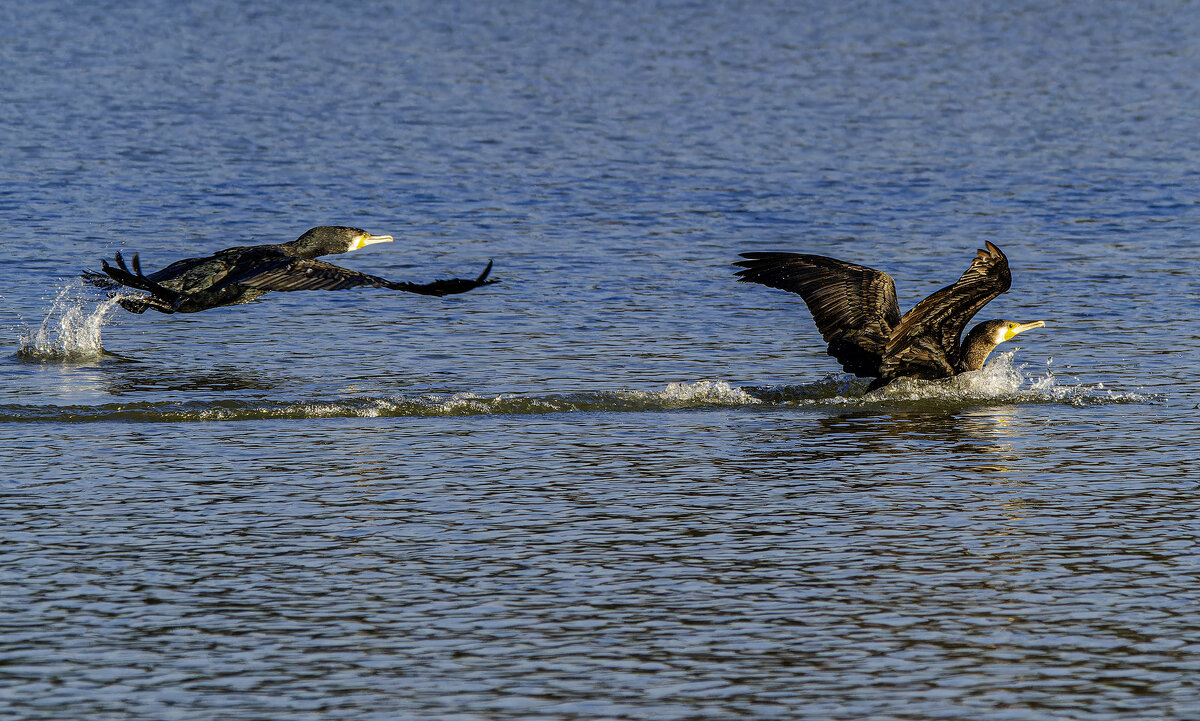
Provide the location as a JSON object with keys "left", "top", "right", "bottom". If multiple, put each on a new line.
{"left": 227, "top": 258, "right": 498, "bottom": 297}
{"left": 226, "top": 258, "right": 394, "bottom": 291}
{"left": 735, "top": 252, "right": 901, "bottom": 377}
{"left": 881, "top": 242, "right": 1011, "bottom": 379}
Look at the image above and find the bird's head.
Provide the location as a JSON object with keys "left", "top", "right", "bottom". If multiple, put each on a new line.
{"left": 986, "top": 319, "right": 1046, "bottom": 344}
{"left": 289, "top": 226, "right": 394, "bottom": 258}
{"left": 961, "top": 319, "right": 1046, "bottom": 371}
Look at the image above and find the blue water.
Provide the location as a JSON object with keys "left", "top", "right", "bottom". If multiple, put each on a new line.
{"left": 1, "top": 1, "right": 1198, "bottom": 719}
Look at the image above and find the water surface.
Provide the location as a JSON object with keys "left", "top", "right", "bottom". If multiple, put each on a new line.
{"left": 1, "top": 1, "right": 1197, "bottom": 719}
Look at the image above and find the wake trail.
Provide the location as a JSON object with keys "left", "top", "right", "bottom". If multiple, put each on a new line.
{"left": 0, "top": 356, "right": 1155, "bottom": 423}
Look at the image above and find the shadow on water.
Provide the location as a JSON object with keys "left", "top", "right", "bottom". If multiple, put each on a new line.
{"left": 718, "top": 403, "right": 1045, "bottom": 518}
{"left": 730, "top": 406, "right": 1023, "bottom": 463}
{"left": 100, "top": 368, "right": 280, "bottom": 395}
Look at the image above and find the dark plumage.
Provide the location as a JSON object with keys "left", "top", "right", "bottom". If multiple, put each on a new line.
{"left": 82, "top": 226, "right": 497, "bottom": 314}
{"left": 734, "top": 242, "right": 1044, "bottom": 390}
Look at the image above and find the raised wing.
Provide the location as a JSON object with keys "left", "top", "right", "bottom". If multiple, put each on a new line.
{"left": 226, "top": 258, "right": 497, "bottom": 297}
{"left": 881, "top": 241, "right": 1011, "bottom": 379}
{"left": 735, "top": 252, "right": 902, "bottom": 377}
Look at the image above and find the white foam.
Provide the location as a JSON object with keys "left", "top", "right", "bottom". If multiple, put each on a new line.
{"left": 630, "top": 380, "right": 762, "bottom": 406}
{"left": 404, "top": 381, "right": 762, "bottom": 416}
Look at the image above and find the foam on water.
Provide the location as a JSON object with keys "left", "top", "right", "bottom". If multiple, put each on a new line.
{"left": 0, "top": 367, "right": 1153, "bottom": 423}
{"left": 16, "top": 283, "right": 121, "bottom": 361}
{"left": 0, "top": 381, "right": 761, "bottom": 422}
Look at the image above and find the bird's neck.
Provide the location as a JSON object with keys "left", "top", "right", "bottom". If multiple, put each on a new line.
{"left": 276, "top": 240, "right": 322, "bottom": 259}
{"left": 959, "top": 326, "right": 999, "bottom": 372}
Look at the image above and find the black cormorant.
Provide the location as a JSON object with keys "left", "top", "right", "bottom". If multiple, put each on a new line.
{"left": 734, "top": 242, "right": 1044, "bottom": 390}
{"left": 82, "top": 226, "right": 497, "bottom": 314}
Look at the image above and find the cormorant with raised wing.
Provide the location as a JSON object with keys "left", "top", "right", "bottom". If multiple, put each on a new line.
{"left": 83, "top": 226, "right": 496, "bottom": 314}
{"left": 734, "top": 242, "right": 1044, "bottom": 390}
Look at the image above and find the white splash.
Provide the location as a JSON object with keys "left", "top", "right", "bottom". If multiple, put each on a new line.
{"left": 873, "top": 351, "right": 1025, "bottom": 401}
{"left": 17, "top": 282, "right": 121, "bottom": 361}
{"left": 868, "top": 351, "right": 1154, "bottom": 406}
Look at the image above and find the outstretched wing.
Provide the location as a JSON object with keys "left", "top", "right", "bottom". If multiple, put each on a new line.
{"left": 225, "top": 258, "right": 497, "bottom": 297}
{"left": 734, "top": 252, "right": 902, "bottom": 377}
{"left": 881, "top": 241, "right": 1011, "bottom": 379}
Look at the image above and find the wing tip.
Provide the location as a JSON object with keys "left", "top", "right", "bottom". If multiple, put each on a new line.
{"left": 737, "top": 251, "right": 782, "bottom": 263}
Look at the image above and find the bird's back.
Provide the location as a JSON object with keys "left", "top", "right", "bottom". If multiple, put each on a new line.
{"left": 146, "top": 245, "right": 285, "bottom": 294}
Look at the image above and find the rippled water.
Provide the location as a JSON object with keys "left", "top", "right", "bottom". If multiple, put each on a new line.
{"left": 2, "top": 0, "right": 1198, "bottom": 719}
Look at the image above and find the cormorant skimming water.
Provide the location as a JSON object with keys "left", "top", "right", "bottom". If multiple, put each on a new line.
{"left": 734, "top": 242, "right": 1044, "bottom": 390}
{"left": 83, "top": 226, "right": 496, "bottom": 314}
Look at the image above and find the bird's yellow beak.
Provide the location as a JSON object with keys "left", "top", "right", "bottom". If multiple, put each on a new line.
{"left": 351, "top": 233, "right": 394, "bottom": 251}
{"left": 1004, "top": 320, "right": 1045, "bottom": 341}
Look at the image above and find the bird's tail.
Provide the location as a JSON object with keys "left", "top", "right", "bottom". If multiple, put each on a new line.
{"left": 81, "top": 269, "right": 120, "bottom": 290}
